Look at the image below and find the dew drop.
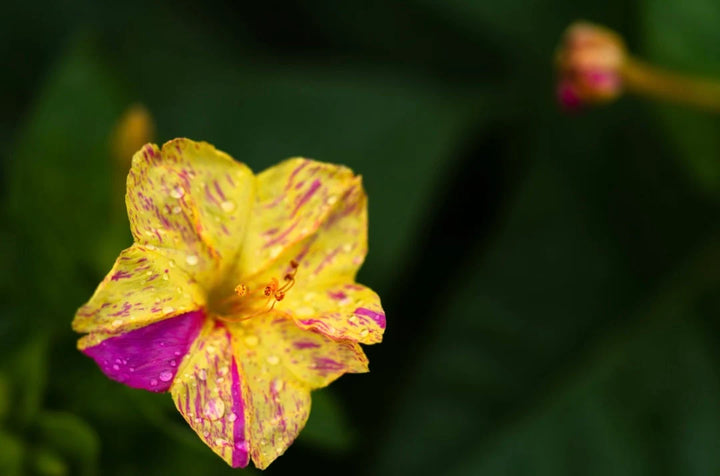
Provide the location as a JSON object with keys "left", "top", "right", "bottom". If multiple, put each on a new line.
{"left": 170, "top": 359, "right": 177, "bottom": 367}
{"left": 163, "top": 306, "right": 175, "bottom": 314}
{"left": 198, "top": 369, "right": 207, "bottom": 381}
{"left": 221, "top": 200, "right": 236, "bottom": 212}
{"left": 244, "top": 336, "right": 258, "bottom": 347}
{"left": 186, "top": 255, "right": 199, "bottom": 266}
{"left": 271, "top": 378, "right": 284, "bottom": 392}
{"left": 112, "top": 364, "right": 120, "bottom": 371}
{"left": 228, "top": 413, "right": 237, "bottom": 422}
{"left": 360, "top": 329, "right": 369, "bottom": 338}
{"left": 170, "top": 187, "right": 184, "bottom": 199}
{"left": 150, "top": 378, "right": 158, "bottom": 386}
{"left": 326, "top": 195, "right": 338, "bottom": 205}
{"left": 162, "top": 274, "right": 169, "bottom": 281}
{"left": 218, "top": 366, "right": 228, "bottom": 376}
{"left": 204, "top": 398, "right": 226, "bottom": 421}
{"left": 266, "top": 355, "right": 280, "bottom": 366}
{"left": 172, "top": 205, "right": 182, "bottom": 214}
{"left": 159, "top": 370, "right": 173, "bottom": 382}
{"left": 174, "top": 351, "right": 182, "bottom": 356}
{"left": 129, "top": 367, "right": 135, "bottom": 372}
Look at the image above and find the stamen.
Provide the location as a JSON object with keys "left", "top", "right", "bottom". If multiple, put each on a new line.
{"left": 218, "top": 260, "right": 300, "bottom": 323}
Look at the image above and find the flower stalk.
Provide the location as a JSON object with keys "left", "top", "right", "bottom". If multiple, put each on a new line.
{"left": 556, "top": 21, "right": 720, "bottom": 111}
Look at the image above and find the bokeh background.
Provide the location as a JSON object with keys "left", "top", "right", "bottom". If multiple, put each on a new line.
{"left": 4, "top": 1, "right": 720, "bottom": 475}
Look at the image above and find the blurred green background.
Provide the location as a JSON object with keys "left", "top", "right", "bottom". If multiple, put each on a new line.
{"left": 4, "top": 0, "right": 720, "bottom": 475}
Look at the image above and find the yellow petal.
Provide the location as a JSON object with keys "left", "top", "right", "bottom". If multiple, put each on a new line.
{"left": 230, "top": 314, "right": 368, "bottom": 469}
{"left": 237, "top": 158, "right": 357, "bottom": 279}
{"left": 170, "top": 320, "right": 249, "bottom": 468}
{"left": 72, "top": 245, "right": 205, "bottom": 349}
{"left": 127, "top": 139, "right": 255, "bottom": 290}
{"left": 241, "top": 167, "right": 384, "bottom": 343}
{"left": 283, "top": 282, "right": 385, "bottom": 344}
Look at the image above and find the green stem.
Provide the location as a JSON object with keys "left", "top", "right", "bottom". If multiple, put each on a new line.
{"left": 622, "top": 57, "right": 720, "bottom": 112}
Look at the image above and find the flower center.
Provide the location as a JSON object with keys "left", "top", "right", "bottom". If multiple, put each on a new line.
{"left": 215, "top": 260, "right": 299, "bottom": 322}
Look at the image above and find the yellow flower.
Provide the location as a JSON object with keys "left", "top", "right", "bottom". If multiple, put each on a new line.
{"left": 72, "top": 139, "right": 386, "bottom": 469}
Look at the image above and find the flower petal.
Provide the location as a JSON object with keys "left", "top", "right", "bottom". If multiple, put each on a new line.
{"left": 237, "top": 160, "right": 384, "bottom": 343}
{"left": 82, "top": 311, "right": 204, "bottom": 392}
{"left": 73, "top": 245, "right": 206, "bottom": 348}
{"left": 229, "top": 314, "right": 368, "bottom": 468}
{"left": 285, "top": 282, "right": 385, "bottom": 344}
{"left": 237, "top": 158, "right": 357, "bottom": 278}
{"left": 170, "top": 321, "right": 249, "bottom": 468}
{"left": 127, "top": 139, "right": 255, "bottom": 289}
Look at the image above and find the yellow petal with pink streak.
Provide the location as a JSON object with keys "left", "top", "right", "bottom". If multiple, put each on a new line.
{"left": 239, "top": 164, "right": 385, "bottom": 344}
{"left": 72, "top": 245, "right": 205, "bottom": 349}
{"left": 126, "top": 139, "right": 254, "bottom": 290}
{"left": 229, "top": 313, "right": 368, "bottom": 469}
{"left": 170, "top": 320, "right": 250, "bottom": 468}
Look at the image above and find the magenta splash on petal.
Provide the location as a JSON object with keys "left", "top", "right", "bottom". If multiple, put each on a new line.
{"left": 83, "top": 311, "right": 204, "bottom": 392}
{"left": 230, "top": 358, "right": 249, "bottom": 468}
{"left": 354, "top": 307, "right": 386, "bottom": 328}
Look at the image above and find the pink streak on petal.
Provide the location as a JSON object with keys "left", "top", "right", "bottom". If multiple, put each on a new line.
{"left": 291, "top": 179, "right": 321, "bottom": 218}
{"left": 83, "top": 311, "right": 204, "bottom": 392}
{"left": 230, "top": 358, "right": 249, "bottom": 467}
{"left": 354, "top": 307, "right": 386, "bottom": 329}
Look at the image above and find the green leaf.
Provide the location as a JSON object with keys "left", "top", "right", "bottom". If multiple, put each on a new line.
{"left": 30, "top": 446, "right": 68, "bottom": 476}
{"left": 641, "top": 0, "right": 720, "bottom": 192}
{"left": 33, "top": 411, "right": 99, "bottom": 476}
{"left": 0, "top": 431, "right": 24, "bottom": 476}
{"left": 298, "top": 389, "right": 355, "bottom": 453}
{"left": 2, "top": 337, "right": 48, "bottom": 427}
{"left": 369, "top": 110, "right": 720, "bottom": 475}
{"left": 6, "top": 36, "right": 130, "bottom": 331}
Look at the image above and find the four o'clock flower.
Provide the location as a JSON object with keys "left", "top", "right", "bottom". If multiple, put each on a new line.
{"left": 72, "top": 139, "right": 386, "bottom": 469}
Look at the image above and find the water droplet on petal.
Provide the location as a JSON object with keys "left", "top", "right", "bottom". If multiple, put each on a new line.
{"left": 266, "top": 355, "right": 280, "bottom": 365}
{"left": 228, "top": 413, "right": 237, "bottom": 422}
{"left": 159, "top": 370, "right": 173, "bottom": 382}
{"left": 186, "top": 255, "right": 199, "bottom": 266}
{"left": 170, "top": 360, "right": 177, "bottom": 367}
{"left": 221, "top": 200, "right": 236, "bottom": 212}
{"left": 172, "top": 206, "right": 181, "bottom": 214}
{"left": 198, "top": 369, "right": 207, "bottom": 381}
{"left": 150, "top": 378, "right": 158, "bottom": 386}
{"left": 204, "top": 398, "right": 226, "bottom": 421}
{"left": 163, "top": 306, "right": 175, "bottom": 314}
{"left": 112, "top": 364, "right": 120, "bottom": 371}
{"left": 170, "top": 187, "right": 184, "bottom": 199}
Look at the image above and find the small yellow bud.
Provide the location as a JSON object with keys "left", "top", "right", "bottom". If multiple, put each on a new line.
{"left": 110, "top": 103, "right": 155, "bottom": 166}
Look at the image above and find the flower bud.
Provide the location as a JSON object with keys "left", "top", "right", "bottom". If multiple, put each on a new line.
{"left": 110, "top": 103, "right": 155, "bottom": 167}
{"left": 555, "top": 22, "right": 626, "bottom": 109}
